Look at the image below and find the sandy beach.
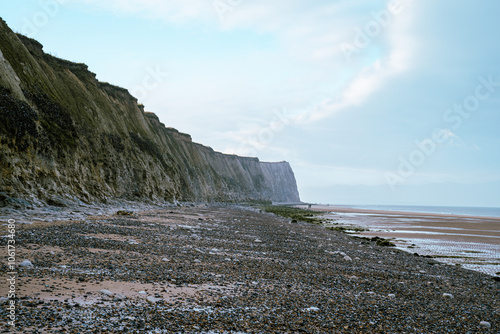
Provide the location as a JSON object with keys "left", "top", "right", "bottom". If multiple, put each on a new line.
{"left": 301, "top": 205, "right": 500, "bottom": 276}
{"left": 1, "top": 204, "right": 499, "bottom": 333}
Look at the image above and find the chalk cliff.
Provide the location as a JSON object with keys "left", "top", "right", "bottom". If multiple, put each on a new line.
{"left": 0, "top": 18, "right": 300, "bottom": 206}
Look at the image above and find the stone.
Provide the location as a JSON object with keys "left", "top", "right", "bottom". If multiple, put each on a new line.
{"left": 443, "top": 293, "right": 454, "bottom": 299}
{"left": 114, "top": 293, "right": 126, "bottom": 300}
{"left": 302, "top": 306, "right": 319, "bottom": 312}
{"left": 99, "top": 289, "right": 114, "bottom": 296}
{"left": 116, "top": 210, "right": 133, "bottom": 216}
{"left": 47, "top": 197, "right": 68, "bottom": 207}
{"left": 479, "top": 321, "right": 491, "bottom": 329}
{"left": 146, "top": 296, "right": 161, "bottom": 304}
{"left": 19, "top": 260, "right": 33, "bottom": 268}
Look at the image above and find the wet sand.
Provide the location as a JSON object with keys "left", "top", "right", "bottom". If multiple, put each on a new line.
{"left": 302, "top": 205, "right": 500, "bottom": 276}
{"left": 1, "top": 205, "right": 499, "bottom": 333}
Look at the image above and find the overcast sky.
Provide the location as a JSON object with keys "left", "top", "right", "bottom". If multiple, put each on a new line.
{"left": 2, "top": 0, "right": 500, "bottom": 207}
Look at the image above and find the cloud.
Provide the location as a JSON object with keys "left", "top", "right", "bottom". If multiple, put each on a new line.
{"left": 293, "top": 162, "right": 389, "bottom": 187}
{"left": 72, "top": 0, "right": 214, "bottom": 22}
{"left": 438, "top": 129, "right": 482, "bottom": 150}
{"left": 294, "top": 0, "right": 418, "bottom": 122}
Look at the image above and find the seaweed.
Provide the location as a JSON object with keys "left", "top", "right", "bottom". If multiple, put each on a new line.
{"left": 261, "top": 205, "right": 324, "bottom": 224}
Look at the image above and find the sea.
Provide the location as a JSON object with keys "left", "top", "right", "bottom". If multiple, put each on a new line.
{"left": 320, "top": 204, "right": 500, "bottom": 276}
{"left": 337, "top": 204, "right": 500, "bottom": 218}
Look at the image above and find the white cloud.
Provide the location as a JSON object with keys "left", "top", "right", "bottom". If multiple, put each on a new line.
{"left": 73, "top": 0, "right": 214, "bottom": 22}
{"left": 294, "top": 162, "right": 388, "bottom": 187}
{"left": 295, "top": 1, "right": 418, "bottom": 122}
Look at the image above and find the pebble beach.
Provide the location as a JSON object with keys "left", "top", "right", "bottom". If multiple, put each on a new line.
{"left": 1, "top": 205, "right": 499, "bottom": 333}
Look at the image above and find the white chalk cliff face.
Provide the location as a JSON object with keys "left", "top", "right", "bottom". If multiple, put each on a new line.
{"left": 0, "top": 18, "right": 300, "bottom": 206}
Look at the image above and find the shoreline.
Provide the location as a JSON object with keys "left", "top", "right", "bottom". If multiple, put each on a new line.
{"left": 298, "top": 204, "right": 500, "bottom": 220}
{"left": 300, "top": 204, "right": 500, "bottom": 277}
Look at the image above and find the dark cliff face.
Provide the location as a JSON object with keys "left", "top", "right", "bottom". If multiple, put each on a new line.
{"left": 0, "top": 18, "right": 300, "bottom": 206}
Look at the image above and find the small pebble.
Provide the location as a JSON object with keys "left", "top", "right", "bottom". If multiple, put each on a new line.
{"left": 19, "top": 260, "right": 34, "bottom": 268}
{"left": 99, "top": 289, "right": 114, "bottom": 296}
{"left": 479, "top": 321, "right": 491, "bottom": 329}
{"left": 302, "top": 306, "right": 319, "bottom": 312}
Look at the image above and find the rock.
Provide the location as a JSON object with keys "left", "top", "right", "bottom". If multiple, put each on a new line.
{"left": 114, "top": 293, "right": 126, "bottom": 300}
{"left": 99, "top": 289, "right": 114, "bottom": 296}
{"left": 146, "top": 296, "right": 162, "bottom": 304}
{"left": 138, "top": 291, "right": 147, "bottom": 295}
{"left": 116, "top": 210, "right": 133, "bottom": 216}
{"left": 479, "top": 321, "right": 491, "bottom": 329}
{"left": 254, "top": 239, "right": 263, "bottom": 243}
{"left": 47, "top": 196, "right": 68, "bottom": 207}
{"left": 127, "top": 239, "right": 138, "bottom": 245}
{"left": 443, "top": 293, "right": 454, "bottom": 299}
{"left": 161, "top": 257, "right": 170, "bottom": 262}
{"left": 19, "top": 260, "right": 33, "bottom": 268}
{"left": 0, "top": 297, "right": 8, "bottom": 304}
{"left": 302, "top": 306, "right": 319, "bottom": 312}
{"left": 388, "top": 294, "right": 396, "bottom": 298}
{"left": 343, "top": 255, "right": 353, "bottom": 261}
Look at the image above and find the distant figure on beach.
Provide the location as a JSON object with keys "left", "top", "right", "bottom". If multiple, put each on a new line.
{"left": 308, "top": 204, "right": 312, "bottom": 209}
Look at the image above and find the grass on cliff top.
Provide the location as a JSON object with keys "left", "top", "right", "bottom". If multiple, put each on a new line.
{"left": 261, "top": 205, "right": 324, "bottom": 224}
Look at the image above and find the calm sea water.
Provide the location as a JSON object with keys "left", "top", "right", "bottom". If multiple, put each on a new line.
{"left": 323, "top": 204, "right": 500, "bottom": 276}
{"left": 338, "top": 204, "right": 500, "bottom": 218}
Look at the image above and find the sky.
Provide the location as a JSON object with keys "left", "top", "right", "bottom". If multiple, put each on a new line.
{"left": 1, "top": 0, "right": 499, "bottom": 207}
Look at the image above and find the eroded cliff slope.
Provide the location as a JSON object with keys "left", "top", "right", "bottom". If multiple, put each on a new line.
{"left": 0, "top": 18, "right": 300, "bottom": 206}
